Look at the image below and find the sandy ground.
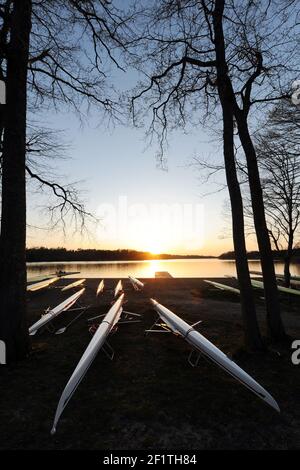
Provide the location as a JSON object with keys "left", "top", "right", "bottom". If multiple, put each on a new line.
{"left": 0, "top": 277, "right": 300, "bottom": 450}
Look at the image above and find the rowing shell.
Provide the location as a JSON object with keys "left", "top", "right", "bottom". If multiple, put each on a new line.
{"left": 51, "top": 293, "right": 125, "bottom": 434}
{"left": 96, "top": 279, "right": 105, "bottom": 296}
{"left": 61, "top": 279, "right": 86, "bottom": 291}
{"left": 251, "top": 279, "right": 300, "bottom": 296}
{"left": 204, "top": 280, "right": 240, "bottom": 294}
{"left": 250, "top": 271, "right": 300, "bottom": 282}
{"left": 128, "top": 275, "right": 144, "bottom": 291}
{"left": 27, "top": 274, "right": 55, "bottom": 285}
{"left": 27, "top": 276, "right": 60, "bottom": 293}
{"left": 150, "top": 299, "right": 280, "bottom": 413}
{"left": 29, "top": 288, "right": 85, "bottom": 336}
{"left": 114, "top": 280, "right": 123, "bottom": 297}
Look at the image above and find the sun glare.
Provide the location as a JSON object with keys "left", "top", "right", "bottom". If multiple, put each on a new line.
{"left": 148, "top": 243, "right": 164, "bottom": 255}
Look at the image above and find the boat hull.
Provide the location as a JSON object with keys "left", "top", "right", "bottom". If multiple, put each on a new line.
{"left": 61, "top": 279, "right": 86, "bottom": 291}
{"left": 204, "top": 280, "right": 240, "bottom": 294}
{"left": 27, "top": 276, "right": 60, "bottom": 292}
{"left": 128, "top": 275, "right": 144, "bottom": 290}
{"left": 96, "top": 280, "right": 105, "bottom": 296}
{"left": 114, "top": 280, "right": 123, "bottom": 297}
{"left": 150, "top": 299, "right": 280, "bottom": 413}
{"left": 29, "top": 288, "right": 85, "bottom": 335}
{"left": 251, "top": 279, "right": 300, "bottom": 296}
{"left": 51, "top": 293, "right": 124, "bottom": 434}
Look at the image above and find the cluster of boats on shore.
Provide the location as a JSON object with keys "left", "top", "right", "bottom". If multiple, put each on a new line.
{"left": 26, "top": 274, "right": 283, "bottom": 434}
{"left": 204, "top": 271, "right": 300, "bottom": 296}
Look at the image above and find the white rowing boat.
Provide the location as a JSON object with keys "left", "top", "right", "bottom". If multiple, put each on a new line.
{"left": 275, "top": 273, "right": 300, "bottom": 282}
{"left": 27, "top": 276, "right": 60, "bottom": 292}
{"left": 250, "top": 270, "right": 300, "bottom": 282}
{"left": 128, "top": 275, "right": 144, "bottom": 291}
{"left": 150, "top": 299, "right": 280, "bottom": 413}
{"left": 61, "top": 279, "right": 86, "bottom": 292}
{"left": 29, "top": 288, "right": 85, "bottom": 336}
{"left": 249, "top": 270, "right": 263, "bottom": 277}
{"left": 27, "top": 274, "right": 54, "bottom": 285}
{"left": 114, "top": 280, "right": 123, "bottom": 297}
{"left": 204, "top": 280, "right": 240, "bottom": 294}
{"left": 96, "top": 279, "right": 105, "bottom": 296}
{"left": 251, "top": 279, "right": 300, "bottom": 296}
{"left": 27, "top": 272, "right": 80, "bottom": 286}
{"left": 51, "top": 293, "right": 125, "bottom": 434}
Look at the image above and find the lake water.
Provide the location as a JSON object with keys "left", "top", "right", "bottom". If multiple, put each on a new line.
{"left": 27, "top": 258, "right": 300, "bottom": 279}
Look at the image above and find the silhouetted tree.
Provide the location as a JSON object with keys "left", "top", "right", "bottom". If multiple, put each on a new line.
{"left": 128, "top": 0, "right": 299, "bottom": 343}
{"left": 128, "top": 0, "right": 263, "bottom": 349}
{"left": 255, "top": 101, "right": 300, "bottom": 286}
{"left": 0, "top": 0, "right": 130, "bottom": 362}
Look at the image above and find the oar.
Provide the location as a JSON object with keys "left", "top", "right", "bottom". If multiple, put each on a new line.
{"left": 55, "top": 305, "right": 90, "bottom": 335}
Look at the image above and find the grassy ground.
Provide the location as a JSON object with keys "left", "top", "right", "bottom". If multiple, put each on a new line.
{"left": 0, "top": 277, "right": 300, "bottom": 450}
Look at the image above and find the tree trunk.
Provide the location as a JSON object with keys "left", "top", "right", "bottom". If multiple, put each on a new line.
{"left": 222, "top": 113, "right": 263, "bottom": 350}
{"left": 284, "top": 233, "right": 293, "bottom": 287}
{"left": 0, "top": 0, "right": 32, "bottom": 362}
{"left": 284, "top": 255, "right": 291, "bottom": 287}
{"left": 235, "top": 114, "right": 286, "bottom": 341}
{"left": 213, "top": 0, "right": 263, "bottom": 350}
{"left": 284, "top": 210, "right": 294, "bottom": 287}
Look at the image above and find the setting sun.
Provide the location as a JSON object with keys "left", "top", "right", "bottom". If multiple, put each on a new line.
{"left": 148, "top": 242, "right": 166, "bottom": 255}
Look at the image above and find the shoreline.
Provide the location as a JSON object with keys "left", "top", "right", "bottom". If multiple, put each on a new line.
{"left": 1, "top": 277, "right": 299, "bottom": 450}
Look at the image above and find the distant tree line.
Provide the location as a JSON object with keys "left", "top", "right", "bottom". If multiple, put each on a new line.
{"left": 26, "top": 247, "right": 215, "bottom": 262}
{"left": 219, "top": 250, "right": 300, "bottom": 261}
{"left": 26, "top": 247, "right": 300, "bottom": 262}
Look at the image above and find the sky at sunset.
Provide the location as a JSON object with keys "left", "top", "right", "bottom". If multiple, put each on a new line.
{"left": 27, "top": 74, "right": 257, "bottom": 257}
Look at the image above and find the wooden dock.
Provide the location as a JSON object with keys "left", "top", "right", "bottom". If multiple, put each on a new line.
{"left": 155, "top": 271, "right": 173, "bottom": 278}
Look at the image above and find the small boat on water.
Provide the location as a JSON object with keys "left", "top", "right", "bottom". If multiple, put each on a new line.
{"left": 61, "top": 279, "right": 86, "bottom": 291}
{"left": 204, "top": 280, "right": 240, "bottom": 294}
{"left": 27, "top": 272, "right": 81, "bottom": 285}
{"left": 96, "top": 279, "right": 105, "bottom": 296}
{"left": 149, "top": 299, "right": 280, "bottom": 413}
{"left": 128, "top": 275, "right": 144, "bottom": 291}
{"left": 29, "top": 288, "right": 85, "bottom": 336}
{"left": 27, "top": 276, "right": 60, "bottom": 293}
{"left": 114, "top": 280, "right": 123, "bottom": 297}
{"left": 51, "top": 293, "right": 125, "bottom": 434}
{"left": 55, "top": 270, "right": 80, "bottom": 277}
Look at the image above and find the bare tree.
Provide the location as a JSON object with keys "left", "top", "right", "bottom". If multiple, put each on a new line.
{"left": 128, "top": 0, "right": 300, "bottom": 342}
{"left": 0, "top": 0, "right": 131, "bottom": 362}
{"left": 255, "top": 101, "right": 300, "bottom": 287}
{"left": 128, "top": 0, "right": 263, "bottom": 349}
{"left": 0, "top": 125, "right": 94, "bottom": 234}
{"left": 25, "top": 126, "right": 96, "bottom": 234}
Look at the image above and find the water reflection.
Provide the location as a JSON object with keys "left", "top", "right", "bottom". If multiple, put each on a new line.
{"left": 27, "top": 258, "right": 300, "bottom": 279}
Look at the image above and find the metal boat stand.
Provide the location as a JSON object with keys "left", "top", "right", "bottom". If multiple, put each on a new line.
{"left": 118, "top": 310, "right": 142, "bottom": 325}
{"left": 101, "top": 340, "right": 115, "bottom": 361}
{"left": 41, "top": 301, "right": 90, "bottom": 335}
{"left": 144, "top": 317, "right": 172, "bottom": 335}
{"left": 188, "top": 349, "right": 202, "bottom": 367}
{"left": 54, "top": 303, "right": 92, "bottom": 335}
{"left": 87, "top": 309, "right": 141, "bottom": 325}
